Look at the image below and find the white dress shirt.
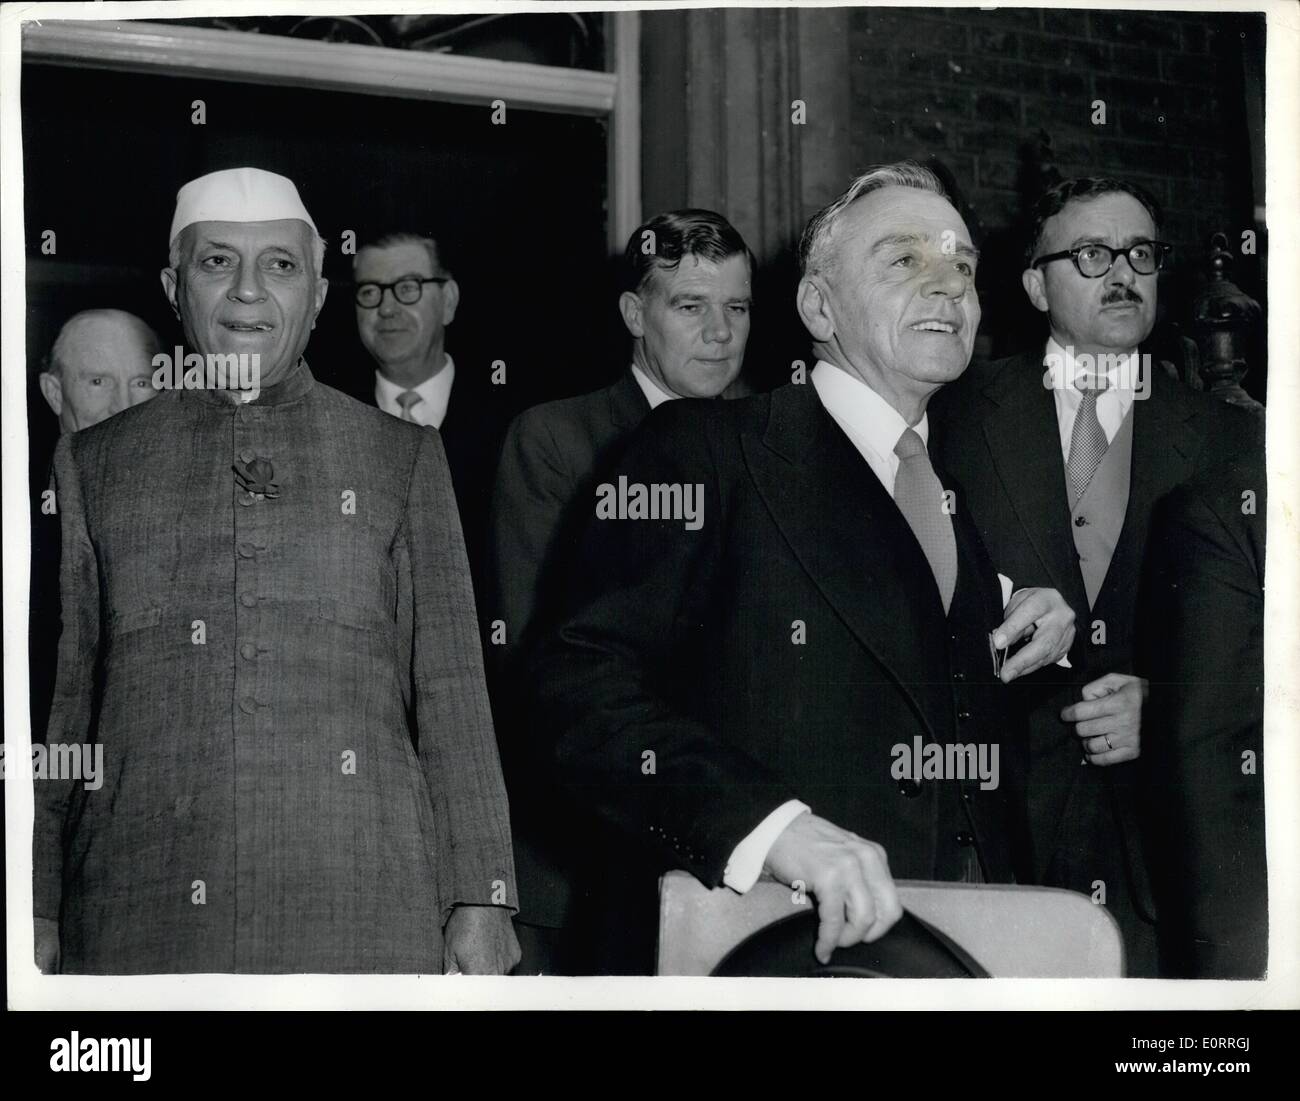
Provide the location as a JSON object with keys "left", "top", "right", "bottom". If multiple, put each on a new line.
{"left": 811, "top": 358, "right": 927, "bottom": 496}
{"left": 1042, "top": 337, "right": 1137, "bottom": 460}
{"left": 630, "top": 363, "right": 677, "bottom": 409}
{"left": 374, "top": 354, "right": 456, "bottom": 429}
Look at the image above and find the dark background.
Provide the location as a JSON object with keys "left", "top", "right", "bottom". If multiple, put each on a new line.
{"left": 637, "top": 5, "right": 1267, "bottom": 395}
{"left": 848, "top": 5, "right": 1267, "bottom": 370}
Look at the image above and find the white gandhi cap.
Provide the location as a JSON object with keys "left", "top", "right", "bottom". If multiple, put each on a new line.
{"left": 168, "top": 167, "right": 318, "bottom": 245}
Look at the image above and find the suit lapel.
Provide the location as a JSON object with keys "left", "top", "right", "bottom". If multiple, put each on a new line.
{"left": 742, "top": 385, "right": 950, "bottom": 742}
{"left": 439, "top": 380, "right": 465, "bottom": 447}
{"left": 607, "top": 370, "right": 651, "bottom": 430}
{"left": 979, "top": 351, "right": 1090, "bottom": 615}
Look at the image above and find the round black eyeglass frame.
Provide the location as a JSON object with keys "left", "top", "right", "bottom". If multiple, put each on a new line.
{"left": 1031, "top": 241, "right": 1172, "bottom": 278}
{"left": 354, "top": 277, "right": 450, "bottom": 308}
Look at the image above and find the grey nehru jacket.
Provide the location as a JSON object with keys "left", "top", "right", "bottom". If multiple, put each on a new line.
{"left": 35, "top": 361, "right": 516, "bottom": 974}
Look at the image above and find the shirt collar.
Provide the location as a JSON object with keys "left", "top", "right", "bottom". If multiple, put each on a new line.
{"left": 811, "top": 359, "right": 926, "bottom": 457}
{"left": 375, "top": 354, "right": 455, "bottom": 425}
{"left": 1043, "top": 336, "right": 1138, "bottom": 395}
{"left": 630, "top": 363, "right": 678, "bottom": 410}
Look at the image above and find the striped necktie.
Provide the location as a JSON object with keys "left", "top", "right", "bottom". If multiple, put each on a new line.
{"left": 893, "top": 427, "right": 957, "bottom": 614}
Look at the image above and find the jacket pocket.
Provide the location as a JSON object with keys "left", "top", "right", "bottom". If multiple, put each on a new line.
{"left": 316, "top": 596, "right": 389, "bottom": 634}
{"left": 107, "top": 605, "right": 162, "bottom": 637}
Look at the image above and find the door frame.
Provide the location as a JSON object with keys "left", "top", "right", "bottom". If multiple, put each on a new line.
{"left": 21, "top": 13, "right": 641, "bottom": 250}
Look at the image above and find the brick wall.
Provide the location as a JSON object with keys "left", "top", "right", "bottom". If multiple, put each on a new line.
{"left": 848, "top": 6, "right": 1263, "bottom": 355}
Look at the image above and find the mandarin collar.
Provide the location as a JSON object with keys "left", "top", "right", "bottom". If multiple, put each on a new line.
{"left": 185, "top": 358, "right": 315, "bottom": 407}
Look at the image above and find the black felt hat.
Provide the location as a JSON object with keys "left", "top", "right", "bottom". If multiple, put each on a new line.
{"left": 710, "top": 909, "right": 991, "bottom": 978}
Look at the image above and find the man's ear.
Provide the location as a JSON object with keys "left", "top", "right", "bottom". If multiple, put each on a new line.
{"left": 796, "top": 277, "right": 834, "bottom": 343}
{"left": 310, "top": 276, "right": 329, "bottom": 330}
{"left": 440, "top": 278, "right": 461, "bottom": 326}
{"left": 38, "top": 372, "right": 63, "bottom": 417}
{"left": 1022, "top": 266, "right": 1049, "bottom": 314}
{"left": 618, "top": 291, "right": 645, "bottom": 338}
{"left": 160, "top": 268, "right": 181, "bottom": 319}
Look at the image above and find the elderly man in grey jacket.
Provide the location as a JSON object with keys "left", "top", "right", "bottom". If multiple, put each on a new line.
{"left": 34, "top": 167, "right": 518, "bottom": 975}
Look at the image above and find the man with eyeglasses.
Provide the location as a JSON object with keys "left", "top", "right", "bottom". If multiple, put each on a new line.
{"left": 352, "top": 231, "right": 502, "bottom": 595}
{"left": 932, "top": 176, "right": 1262, "bottom": 976}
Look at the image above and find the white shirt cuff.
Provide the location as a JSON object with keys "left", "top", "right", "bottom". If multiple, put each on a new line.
{"left": 1000, "top": 576, "right": 1071, "bottom": 669}
{"left": 722, "top": 801, "right": 811, "bottom": 894}
{"left": 997, "top": 573, "right": 1015, "bottom": 608}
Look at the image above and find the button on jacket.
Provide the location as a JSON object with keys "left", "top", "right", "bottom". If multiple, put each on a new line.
{"left": 35, "top": 362, "right": 516, "bottom": 974}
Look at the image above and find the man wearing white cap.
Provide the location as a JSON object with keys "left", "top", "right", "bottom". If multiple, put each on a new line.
{"left": 34, "top": 167, "right": 519, "bottom": 974}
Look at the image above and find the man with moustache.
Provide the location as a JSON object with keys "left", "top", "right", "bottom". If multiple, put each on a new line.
{"left": 533, "top": 165, "right": 1077, "bottom": 973}
{"left": 489, "top": 209, "right": 753, "bottom": 973}
{"left": 351, "top": 231, "right": 501, "bottom": 593}
{"left": 30, "top": 310, "right": 164, "bottom": 742}
{"left": 932, "top": 177, "right": 1261, "bottom": 975}
{"left": 33, "top": 167, "right": 517, "bottom": 975}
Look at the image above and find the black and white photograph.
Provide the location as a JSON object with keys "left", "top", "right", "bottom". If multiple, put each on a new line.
{"left": 2, "top": 0, "right": 1297, "bottom": 1050}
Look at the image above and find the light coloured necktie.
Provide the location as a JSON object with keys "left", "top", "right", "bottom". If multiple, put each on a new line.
{"left": 893, "top": 427, "right": 957, "bottom": 613}
{"left": 396, "top": 390, "right": 423, "bottom": 423}
{"left": 1066, "top": 379, "right": 1108, "bottom": 504}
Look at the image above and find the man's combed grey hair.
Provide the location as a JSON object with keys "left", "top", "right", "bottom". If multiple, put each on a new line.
{"left": 799, "top": 161, "right": 951, "bottom": 277}
{"left": 168, "top": 225, "right": 328, "bottom": 278}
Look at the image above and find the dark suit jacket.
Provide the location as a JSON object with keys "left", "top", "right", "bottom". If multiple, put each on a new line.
{"left": 344, "top": 360, "right": 508, "bottom": 609}
{"left": 1141, "top": 456, "right": 1267, "bottom": 978}
{"left": 490, "top": 371, "right": 650, "bottom": 677}
{"left": 931, "top": 349, "right": 1262, "bottom": 974}
{"left": 486, "top": 371, "right": 650, "bottom": 934}
{"left": 533, "top": 382, "right": 1025, "bottom": 969}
